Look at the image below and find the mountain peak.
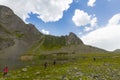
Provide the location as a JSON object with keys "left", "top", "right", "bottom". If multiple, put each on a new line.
{"left": 69, "top": 32, "right": 76, "bottom": 37}
{"left": 66, "top": 32, "right": 83, "bottom": 45}
{"left": 0, "top": 5, "right": 13, "bottom": 17}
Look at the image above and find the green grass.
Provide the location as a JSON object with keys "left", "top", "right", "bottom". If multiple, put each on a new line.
{"left": 23, "top": 35, "right": 67, "bottom": 56}
{"left": 1, "top": 53, "right": 120, "bottom": 80}
{"left": 14, "top": 31, "right": 24, "bottom": 38}
{"left": 41, "top": 35, "right": 66, "bottom": 50}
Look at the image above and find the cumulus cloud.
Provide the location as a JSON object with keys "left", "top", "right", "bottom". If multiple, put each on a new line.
{"left": 87, "top": 0, "right": 96, "bottom": 7}
{"left": 84, "top": 26, "right": 93, "bottom": 32}
{"left": 90, "top": 17, "right": 97, "bottom": 27}
{"left": 108, "top": 13, "right": 120, "bottom": 25}
{"left": 81, "top": 13, "right": 120, "bottom": 51}
{"left": 72, "top": 9, "right": 97, "bottom": 31}
{"left": 41, "top": 29, "right": 50, "bottom": 35}
{"left": 84, "top": 17, "right": 98, "bottom": 31}
{"left": 0, "top": 0, "right": 73, "bottom": 22}
{"left": 72, "top": 9, "right": 91, "bottom": 26}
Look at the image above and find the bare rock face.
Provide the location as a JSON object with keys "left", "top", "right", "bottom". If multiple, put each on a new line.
{"left": 66, "top": 32, "right": 83, "bottom": 45}
{"left": 0, "top": 5, "right": 42, "bottom": 68}
{"left": 0, "top": 5, "right": 24, "bottom": 31}
{"left": 0, "top": 38, "right": 15, "bottom": 50}
{"left": 0, "top": 5, "right": 42, "bottom": 46}
{"left": 0, "top": 5, "right": 13, "bottom": 18}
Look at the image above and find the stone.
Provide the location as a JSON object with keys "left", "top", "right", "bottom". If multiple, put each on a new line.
{"left": 22, "top": 68, "right": 27, "bottom": 72}
{"left": 35, "top": 71, "right": 40, "bottom": 75}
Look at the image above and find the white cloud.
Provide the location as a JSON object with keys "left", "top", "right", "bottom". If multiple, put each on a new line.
{"left": 41, "top": 29, "right": 50, "bottom": 35}
{"left": 90, "top": 17, "right": 97, "bottom": 27}
{"left": 108, "top": 13, "right": 120, "bottom": 25}
{"left": 72, "top": 9, "right": 91, "bottom": 26}
{"left": 84, "top": 17, "right": 98, "bottom": 31}
{"left": 72, "top": 9, "right": 97, "bottom": 32}
{"left": 0, "top": 0, "right": 73, "bottom": 23}
{"left": 87, "top": 0, "right": 96, "bottom": 7}
{"left": 84, "top": 26, "right": 93, "bottom": 32}
{"left": 81, "top": 13, "right": 120, "bottom": 51}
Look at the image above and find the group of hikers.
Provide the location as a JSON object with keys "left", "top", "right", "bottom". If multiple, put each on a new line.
{"left": 2, "top": 60, "right": 56, "bottom": 77}
{"left": 1, "top": 57, "right": 97, "bottom": 79}
{"left": 44, "top": 60, "right": 56, "bottom": 69}
{"left": 2, "top": 58, "right": 96, "bottom": 77}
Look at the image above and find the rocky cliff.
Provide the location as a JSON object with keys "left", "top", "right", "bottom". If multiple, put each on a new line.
{"left": 0, "top": 5, "right": 42, "bottom": 68}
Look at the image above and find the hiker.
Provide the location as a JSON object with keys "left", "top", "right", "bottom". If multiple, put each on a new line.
{"left": 3, "top": 66, "right": 8, "bottom": 76}
{"left": 53, "top": 60, "right": 56, "bottom": 66}
{"left": 44, "top": 62, "right": 47, "bottom": 69}
{"left": 93, "top": 57, "right": 96, "bottom": 61}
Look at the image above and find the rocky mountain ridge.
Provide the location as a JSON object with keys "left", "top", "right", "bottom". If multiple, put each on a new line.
{"left": 0, "top": 5, "right": 42, "bottom": 68}
{"left": 0, "top": 5, "right": 108, "bottom": 68}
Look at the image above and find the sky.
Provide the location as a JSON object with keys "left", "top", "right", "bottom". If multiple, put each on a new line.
{"left": 0, "top": 0, "right": 120, "bottom": 51}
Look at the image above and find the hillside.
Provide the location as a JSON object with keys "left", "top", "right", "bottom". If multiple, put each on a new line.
{"left": 0, "top": 5, "right": 108, "bottom": 69}
{"left": 22, "top": 32, "right": 108, "bottom": 64}
{"left": 113, "top": 49, "right": 120, "bottom": 53}
{"left": 0, "top": 5, "right": 42, "bottom": 68}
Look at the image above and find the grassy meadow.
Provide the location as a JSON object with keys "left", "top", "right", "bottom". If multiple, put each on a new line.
{"left": 0, "top": 53, "right": 120, "bottom": 80}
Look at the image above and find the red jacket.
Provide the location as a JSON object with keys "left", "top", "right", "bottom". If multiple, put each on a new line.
{"left": 4, "top": 67, "right": 8, "bottom": 73}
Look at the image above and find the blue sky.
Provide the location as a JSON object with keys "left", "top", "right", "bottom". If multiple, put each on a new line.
{"left": 26, "top": 0, "right": 120, "bottom": 36}
{"left": 1, "top": 0, "right": 120, "bottom": 51}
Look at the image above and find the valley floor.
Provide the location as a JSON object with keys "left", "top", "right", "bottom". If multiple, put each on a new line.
{"left": 0, "top": 53, "right": 120, "bottom": 80}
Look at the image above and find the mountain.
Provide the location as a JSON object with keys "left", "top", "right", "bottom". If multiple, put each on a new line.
{"left": 0, "top": 5, "right": 108, "bottom": 68}
{"left": 0, "top": 5, "right": 43, "bottom": 68}
{"left": 113, "top": 49, "right": 120, "bottom": 53}
{"left": 22, "top": 32, "right": 107, "bottom": 63}
{"left": 40, "top": 32, "right": 83, "bottom": 50}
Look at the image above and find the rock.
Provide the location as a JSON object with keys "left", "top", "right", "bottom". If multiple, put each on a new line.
{"left": 46, "top": 75, "right": 50, "bottom": 78}
{"left": 75, "top": 72, "right": 83, "bottom": 77}
{"left": 62, "top": 75, "right": 69, "bottom": 80}
{"left": 22, "top": 68, "right": 27, "bottom": 72}
{"left": 35, "top": 71, "right": 40, "bottom": 75}
{"left": 74, "top": 67, "right": 78, "bottom": 70}
{"left": 79, "top": 78, "right": 82, "bottom": 80}
{"left": 104, "top": 63, "right": 110, "bottom": 66}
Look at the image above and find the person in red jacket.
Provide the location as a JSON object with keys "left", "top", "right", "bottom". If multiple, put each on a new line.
{"left": 3, "top": 66, "right": 8, "bottom": 76}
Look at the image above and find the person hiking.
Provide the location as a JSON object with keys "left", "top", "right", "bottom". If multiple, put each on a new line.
{"left": 53, "top": 60, "right": 56, "bottom": 66}
{"left": 3, "top": 66, "right": 8, "bottom": 76}
{"left": 44, "top": 62, "right": 47, "bottom": 69}
{"left": 93, "top": 57, "right": 96, "bottom": 61}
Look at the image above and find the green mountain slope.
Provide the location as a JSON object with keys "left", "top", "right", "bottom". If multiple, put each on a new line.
{"left": 41, "top": 32, "right": 83, "bottom": 50}
{"left": 0, "top": 5, "right": 108, "bottom": 69}
{"left": 22, "top": 32, "right": 107, "bottom": 63}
